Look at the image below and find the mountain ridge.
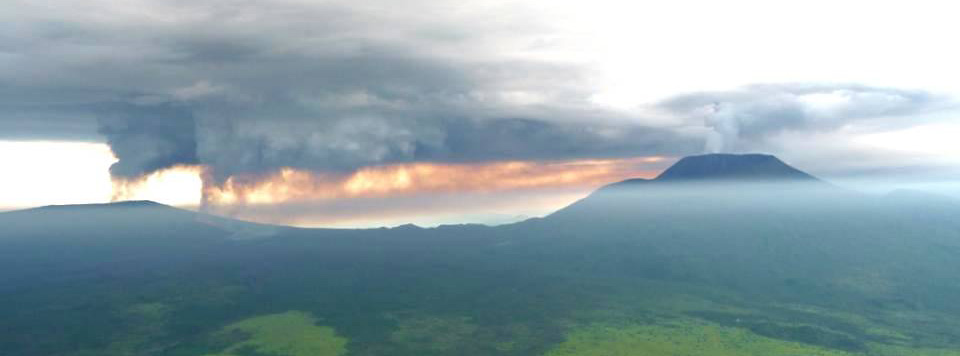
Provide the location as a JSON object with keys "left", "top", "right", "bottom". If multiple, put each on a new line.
{"left": 3, "top": 153, "right": 960, "bottom": 355}
{"left": 655, "top": 153, "right": 818, "bottom": 182}
{"left": 0, "top": 153, "right": 950, "bottom": 231}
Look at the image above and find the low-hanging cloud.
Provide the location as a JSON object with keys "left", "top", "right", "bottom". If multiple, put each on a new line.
{"left": 96, "top": 103, "right": 199, "bottom": 179}
{"left": 657, "top": 84, "right": 947, "bottom": 153}
{"left": 193, "top": 114, "right": 696, "bottom": 184}
{"left": 1, "top": 0, "right": 955, "bottom": 191}
{"left": 1, "top": 0, "right": 704, "bottom": 184}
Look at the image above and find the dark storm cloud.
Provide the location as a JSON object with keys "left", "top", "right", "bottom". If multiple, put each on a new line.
{"left": 97, "top": 103, "right": 199, "bottom": 179}
{"left": 0, "top": 1, "right": 951, "bottom": 182}
{"left": 1, "top": 0, "right": 706, "bottom": 180}
{"left": 0, "top": 111, "right": 99, "bottom": 142}
{"left": 194, "top": 114, "right": 699, "bottom": 184}
{"left": 657, "top": 84, "right": 947, "bottom": 152}
{"left": 419, "top": 118, "right": 693, "bottom": 163}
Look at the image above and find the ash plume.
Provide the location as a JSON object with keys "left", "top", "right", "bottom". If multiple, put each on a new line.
{"left": 97, "top": 103, "right": 200, "bottom": 180}
{"left": 658, "top": 84, "right": 942, "bottom": 153}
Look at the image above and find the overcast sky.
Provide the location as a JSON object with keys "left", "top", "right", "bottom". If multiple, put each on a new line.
{"left": 1, "top": 0, "right": 958, "bottom": 226}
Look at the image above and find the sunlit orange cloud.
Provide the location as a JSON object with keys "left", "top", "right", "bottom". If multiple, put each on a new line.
{"left": 202, "top": 156, "right": 665, "bottom": 206}
{"left": 220, "top": 189, "right": 594, "bottom": 228}
{"left": 111, "top": 165, "right": 205, "bottom": 207}
{"left": 107, "top": 156, "right": 668, "bottom": 227}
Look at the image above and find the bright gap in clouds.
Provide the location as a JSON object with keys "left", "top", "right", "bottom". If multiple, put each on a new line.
{"left": 855, "top": 122, "right": 960, "bottom": 159}
{"left": 567, "top": 0, "right": 960, "bottom": 107}
{"left": 0, "top": 140, "right": 666, "bottom": 227}
{"left": 198, "top": 157, "right": 665, "bottom": 227}
{"left": 112, "top": 165, "right": 204, "bottom": 207}
{"left": 0, "top": 141, "right": 202, "bottom": 210}
{"left": 0, "top": 141, "right": 115, "bottom": 209}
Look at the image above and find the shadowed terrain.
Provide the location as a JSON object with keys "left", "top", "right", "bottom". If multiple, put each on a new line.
{"left": 1, "top": 154, "right": 959, "bottom": 355}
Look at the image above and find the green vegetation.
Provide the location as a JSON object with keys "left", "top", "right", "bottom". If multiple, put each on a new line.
{"left": 546, "top": 318, "right": 854, "bottom": 356}
{"left": 388, "top": 315, "right": 479, "bottom": 353}
{"left": 3, "top": 184, "right": 960, "bottom": 355}
{"left": 871, "top": 345, "right": 960, "bottom": 356}
{"left": 206, "top": 311, "right": 348, "bottom": 356}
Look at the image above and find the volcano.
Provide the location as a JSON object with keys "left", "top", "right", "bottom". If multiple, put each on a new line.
{"left": 1, "top": 153, "right": 959, "bottom": 356}
{"left": 654, "top": 153, "right": 818, "bottom": 182}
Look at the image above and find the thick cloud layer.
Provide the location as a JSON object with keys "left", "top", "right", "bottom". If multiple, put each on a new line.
{"left": 194, "top": 115, "right": 698, "bottom": 183}
{"left": 97, "top": 103, "right": 199, "bottom": 178}
{"left": 1, "top": 0, "right": 955, "bottom": 185}
{"left": 0, "top": 0, "right": 699, "bottom": 181}
{"left": 658, "top": 84, "right": 947, "bottom": 153}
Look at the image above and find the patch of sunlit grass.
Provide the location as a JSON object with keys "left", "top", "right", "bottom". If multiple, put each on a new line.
{"left": 546, "top": 318, "right": 855, "bottom": 356}
{"left": 206, "top": 311, "right": 347, "bottom": 356}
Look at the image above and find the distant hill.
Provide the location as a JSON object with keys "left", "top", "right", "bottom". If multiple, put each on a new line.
{"left": 0, "top": 199, "right": 286, "bottom": 242}
{"left": 548, "top": 153, "right": 841, "bottom": 222}
{"left": 1, "top": 153, "right": 959, "bottom": 356}
{"left": 655, "top": 153, "right": 819, "bottom": 181}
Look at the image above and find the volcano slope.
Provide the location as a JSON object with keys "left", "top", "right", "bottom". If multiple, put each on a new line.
{"left": 1, "top": 154, "right": 959, "bottom": 356}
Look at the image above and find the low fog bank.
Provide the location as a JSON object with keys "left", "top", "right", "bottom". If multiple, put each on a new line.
{"left": 833, "top": 177, "right": 960, "bottom": 200}
{"left": 0, "top": 201, "right": 287, "bottom": 242}
{"left": 3, "top": 176, "right": 958, "bottom": 231}
{"left": 552, "top": 179, "right": 865, "bottom": 219}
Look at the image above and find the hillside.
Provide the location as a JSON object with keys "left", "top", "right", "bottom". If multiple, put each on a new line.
{"left": 1, "top": 154, "right": 959, "bottom": 356}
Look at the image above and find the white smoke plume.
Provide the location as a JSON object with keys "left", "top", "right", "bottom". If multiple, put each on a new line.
{"left": 659, "top": 84, "right": 945, "bottom": 154}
